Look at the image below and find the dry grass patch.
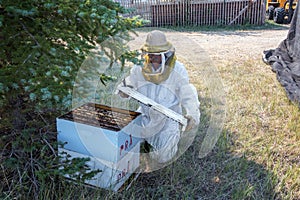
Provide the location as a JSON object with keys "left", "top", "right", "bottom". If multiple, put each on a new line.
{"left": 215, "top": 56, "right": 300, "bottom": 199}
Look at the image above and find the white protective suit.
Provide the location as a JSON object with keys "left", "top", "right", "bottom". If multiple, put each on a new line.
{"left": 119, "top": 60, "right": 200, "bottom": 163}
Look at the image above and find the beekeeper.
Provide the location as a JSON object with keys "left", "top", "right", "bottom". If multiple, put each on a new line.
{"left": 118, "top": 30, "right": 200, "bottom": 163}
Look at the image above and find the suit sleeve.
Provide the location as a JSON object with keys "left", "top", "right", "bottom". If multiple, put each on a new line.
{"left": 176, "top": 65, "right": 200, "bottom": 125}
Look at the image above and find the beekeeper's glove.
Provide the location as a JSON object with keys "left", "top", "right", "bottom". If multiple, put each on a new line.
{"left": 185, "top": 115, "right": 196, "bottom": 131}
{"left": 118, "top": 89, "right": 129, "bottom": 98}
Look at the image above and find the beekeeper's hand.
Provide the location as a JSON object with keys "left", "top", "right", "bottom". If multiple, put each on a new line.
{"left": 118, "top": 90, "right": 129, "bottom": 98}
{"left": 118, "top": 79, "right": 134, "bottom": 98}
{"left": 185, "top": 115, "right": 196, "bottom": 131}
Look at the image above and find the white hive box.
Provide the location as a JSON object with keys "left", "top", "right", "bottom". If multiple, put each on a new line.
{"left": 57, "top": 103, "right": 142, "bottom": 163}
{"left": 58, "top": 143, "right": 140, "bottom": 191}
{"left": 56, "top": 103, "right": 142, "bottom": 190}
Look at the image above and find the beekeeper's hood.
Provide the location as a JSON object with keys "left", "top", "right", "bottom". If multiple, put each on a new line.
{"left": 141, "top": 30, "right": 176, "bottom": 84}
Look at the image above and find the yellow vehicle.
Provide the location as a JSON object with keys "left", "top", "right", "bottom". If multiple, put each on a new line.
{"left": 266, "top": 0, "right": 298, "bottom": 23}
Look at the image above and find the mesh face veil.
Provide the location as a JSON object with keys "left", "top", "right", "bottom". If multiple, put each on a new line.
{"left": 140, "top": 30, "right": 177, "bottom": 84}
{"left": 142, "top": 49, "right": 176, "bottom": 84}
{"left": 143, "top": 49, "right": 175, "bottom": 71}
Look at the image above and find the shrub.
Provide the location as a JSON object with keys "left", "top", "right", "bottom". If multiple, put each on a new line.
{"left": 0, "top": 0, "right": 147, "bottom": 198}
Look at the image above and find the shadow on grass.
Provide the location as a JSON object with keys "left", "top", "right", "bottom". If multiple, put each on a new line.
{"left": 107, "top": 96, "right": 285, "bottom": 200}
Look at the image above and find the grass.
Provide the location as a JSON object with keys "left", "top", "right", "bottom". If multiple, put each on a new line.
{"left": 63, "top": 35, "right": 297, "bottom": 199}
{"left": 1, "top": 23, "right": 300, "bottom": 199}
{"left": 96, "top": 25, "right": 299, "bottom": 199}
{"left": 214, "top": 57, "right": 300, "bottom": 199}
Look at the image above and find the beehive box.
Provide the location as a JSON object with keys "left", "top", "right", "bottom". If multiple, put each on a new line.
{"left": 57, "top": 103, "right": 142, "bottom": 163}
{"left": 57, "top": 103, "right": 142, "bottom": 190}
{"left": 58, "top": 143, "right": 140, "bottom": 191}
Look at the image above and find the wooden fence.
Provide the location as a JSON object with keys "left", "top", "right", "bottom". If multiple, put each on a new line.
{"left": 116, "top": 0, "right": 266, "bottom": 26}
